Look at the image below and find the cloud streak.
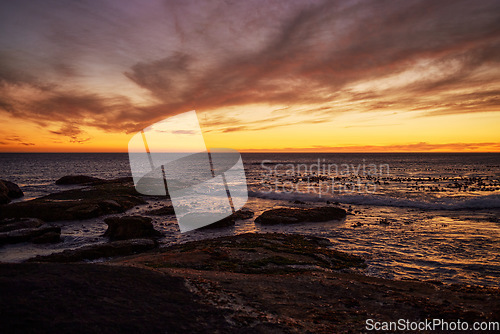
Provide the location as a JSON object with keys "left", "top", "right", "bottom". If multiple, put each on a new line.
{"left": 0, "top": 0, "right": 499, "bottom": 139}
{"left": 242, "top": 142, "right": 500, "bottom": 153}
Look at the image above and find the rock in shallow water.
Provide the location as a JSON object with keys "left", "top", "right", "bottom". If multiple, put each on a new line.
{"left": 0, "top": 179, "right": 24, "bottom": 199}
{"left": 55, "top": 175, "right": 103, "bottom": 185}
{"left": 0, "top": 224, "right": 61, "bottom": 245}
{"left": 0, "top": 218, "right": 44, "bottom": 233}
{"left": 144, "top": 205, "right": 175, "bottom": 216}
{"left": 0, "top": 180, "right": 24, "bottom": 204}
{"left": 255, "top": 206, "right": 347, "bottom": 225}
{"left": 32, "top": 231, "right": 61, "bottom": 244}
{"left": 104, "top": 216, "right": 163, "bottom": 241}
{"left": 27, "top": 239, "right": 157, "bottom": 262}
{"left": 200, "top": 208, "right": 255, "bottom": 229}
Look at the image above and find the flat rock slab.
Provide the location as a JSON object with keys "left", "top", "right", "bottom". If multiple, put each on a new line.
{"left": 0, "top": 179, "right": 24, "bottom": 199}
{"left": 164, "top": 266, "right": 500, "bottom": 333}
{"left": 27, "top": 239, "right": 157, "bottom": 263}
{"left": 255, "top": 206, "right": 347, "bottom": 225}
{"left": 130, "top": 232, "right": 365, "bottom": 274}
{"left": 0, "top": 178, "right": 146, "bottom": 221}
{"left": 0, "top": 224, "right": 60, "bottom": 245}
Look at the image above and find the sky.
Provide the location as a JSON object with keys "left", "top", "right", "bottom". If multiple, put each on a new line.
{"left": 0, "top": 0, "right": 499, "bottom": 152}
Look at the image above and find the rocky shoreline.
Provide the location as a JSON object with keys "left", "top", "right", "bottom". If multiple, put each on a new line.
{"left": 1, "top": 232, "right": 499, "bottom": 333}
{"left": 0, "top": 176, "right": 499, "bottom": 332}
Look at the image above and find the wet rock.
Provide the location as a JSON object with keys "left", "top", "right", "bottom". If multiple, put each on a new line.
{"left": 0, "top": 179, "right": 24, "bottom": 199}
{"left": 0, "top": 224, "right": 61, "bottom": 245}
{"left": 255, "top": 207, "right": 347, "bottom": 225}
{"left": 0, "top": 218, "right": 44, "bottom": 232}
{"left": 55, "top": 175, "right": 103, "bottom": 185}
{"left": 32, "top": 231, "right": 61, "bottom": 244}
{"left": 104, "top": 216, "right": 163, "bottom": 241}
{"left": 232, "top": 208, "right": 254, "bottom": 220}
{"left": 145, "top": 205, "right": 175, "bottom": 216}
{"left": 27, "top": 239, "right": 157, "bottom": 262}
{"left": 200, "top": 216, "right": 236, "bottom": 229}
{"left": 0, "top": 180, "right": 23, "bottom": 205}
{"left": 0, "top": 178, "right": 146, "bottom": 222}
{"left": 379, "top": 218, "right": 391, "bottom": 225}
{"left": 201, "top": 208, "right": 254, "bottom": 229}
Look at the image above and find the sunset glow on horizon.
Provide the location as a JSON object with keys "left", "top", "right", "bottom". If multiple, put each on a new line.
{"left": 1, "top": 0, "right": 499, "bottom": 153}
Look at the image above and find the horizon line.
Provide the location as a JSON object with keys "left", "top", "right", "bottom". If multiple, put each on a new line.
{"left": 1, "top": 151, "right": 500, "bottom": 154}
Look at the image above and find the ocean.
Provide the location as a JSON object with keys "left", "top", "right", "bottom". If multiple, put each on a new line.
{"left": 1, "top": 153, "right": 499, "bottom": 287}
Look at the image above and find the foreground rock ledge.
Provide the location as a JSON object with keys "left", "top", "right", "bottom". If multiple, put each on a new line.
{"left": 128, "top": 232, "right": 365, "bottom": 273}
{"left": 255, "top": 206, "right": 347, "bottom": 225}
{"left": 1, "top": 232, "right": 499, "bottom": 333}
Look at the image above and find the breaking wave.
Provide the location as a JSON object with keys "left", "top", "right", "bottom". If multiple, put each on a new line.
{"left": 248, "top": 191, "right": 500, "bottom": 210}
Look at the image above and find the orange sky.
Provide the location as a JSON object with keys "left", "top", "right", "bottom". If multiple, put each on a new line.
{"left": 1, "top": 0, "right": 499, "bottom": 153}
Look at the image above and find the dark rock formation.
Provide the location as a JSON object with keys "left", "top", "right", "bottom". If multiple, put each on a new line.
{"left": 0, "top": 224, "right": 61, "bottom": 245}
{"left": 0, "top": 180, "right": 23, "bottom": 204}
{"left": 0, "top": 181, "right": 9, "bottom": 204}
{"left": 145, "top": 205, "right": 175, "bottom": 215}
{"left": 232, "top": 208, "right": 254, "bottom": 220}
{"left": 104, "top": 216, "right": 162, "bottom": 241}
{"left": 28, "top": 239, "right": 157, "bottom": 263}
{"left": 255, "top": 206, "right": 347, "bottom": 225}
{"left": 0, "top": 180, "right": 23, "bottom": 199}
{"left": 55, "top": 175, "right": 103, "bottom": 185}
{"left": 0, "top": 218, "right": 44, "bottom": 232}
{"left": 32, "top": 231, "right": 61, "bottom": 244}
{"left": 0, "top": 178, "right": 146, "bottom": 221}
{"left": 134, "top": 232, "right": 364, "bottom": 273}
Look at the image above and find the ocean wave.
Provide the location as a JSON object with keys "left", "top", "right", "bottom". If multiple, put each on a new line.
{"left": 247, "top": 190, "right": 500, "bottom": 210}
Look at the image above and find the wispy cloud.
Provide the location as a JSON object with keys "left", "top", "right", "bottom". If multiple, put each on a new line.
{"left": 0, "top": 135, "right": 35, "bottom": 146}
{"left": 242, "top": 142, "right": 500, "bottom": 153}
{"left": 49, "top": 123, "right": 91, "bottom": 143}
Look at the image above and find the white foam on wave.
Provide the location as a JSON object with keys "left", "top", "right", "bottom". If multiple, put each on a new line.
{"left": 248, "top": 190, "right": 500, "bottom": 210}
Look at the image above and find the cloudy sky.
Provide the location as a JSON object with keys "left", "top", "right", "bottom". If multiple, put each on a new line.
{"left": 0, "top": 0, "right": 499, "bottom": 152}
